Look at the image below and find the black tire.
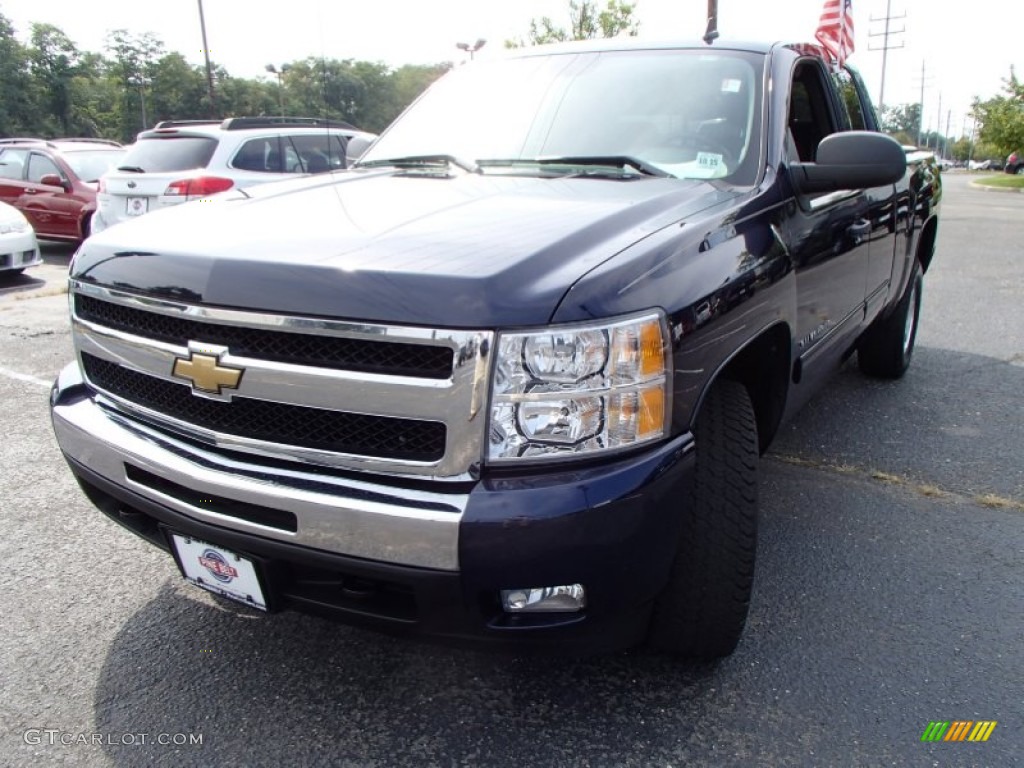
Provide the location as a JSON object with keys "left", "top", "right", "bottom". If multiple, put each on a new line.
{"left": 858, "top": 260, "right": 923, "bottom": 379}
{"left": 648, "top": 379, "right": 759, "bottom": 659}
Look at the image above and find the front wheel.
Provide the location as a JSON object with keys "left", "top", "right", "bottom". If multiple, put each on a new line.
{"left": 648, "top": 379, "right": 759, "bottom": 659}
{"left": 858, "top": 260, "right": 923, "bottom": 379}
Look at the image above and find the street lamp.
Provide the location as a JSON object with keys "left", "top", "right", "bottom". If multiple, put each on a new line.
{"left": 456, "top": 39, "right": 486, "bottom": 61}
{"left": 265, "top": 63, "right": 291, "bottom": 115}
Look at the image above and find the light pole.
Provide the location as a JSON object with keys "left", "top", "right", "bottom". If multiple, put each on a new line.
{"left": 456, "top": 39, "right": 486, "bottom": 61}
{"left": 197, "top": 0, "right": 217, "bottom": 115}
{"left": 265, "top": 63, "right": 291, "bottom": 115}
{"left": 129, "top": 74, "right": 151, "bottom": 130}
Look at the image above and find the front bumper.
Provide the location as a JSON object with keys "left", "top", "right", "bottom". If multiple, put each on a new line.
{"left": 51, "top": 363, "right": 695, "bottom": 653}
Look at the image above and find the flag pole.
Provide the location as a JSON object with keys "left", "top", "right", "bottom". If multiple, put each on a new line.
{"left": 704, "top": 0, "right": 720, "bottom": 44}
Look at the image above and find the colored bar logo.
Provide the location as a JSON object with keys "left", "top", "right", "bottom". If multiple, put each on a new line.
{"left": 921, "top": 721, "right": 997, "bottom": 742}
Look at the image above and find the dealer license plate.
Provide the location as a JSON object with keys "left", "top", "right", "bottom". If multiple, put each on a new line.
{"left": 170, "top": 534, "right": 267, "bottom": 611}
{"left": 125, "top": 196, "right": 149, "bottom": 216}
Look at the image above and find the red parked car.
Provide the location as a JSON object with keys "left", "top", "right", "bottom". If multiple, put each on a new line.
{"left": 0, "top": 139, "right": 124, "bottom": 242}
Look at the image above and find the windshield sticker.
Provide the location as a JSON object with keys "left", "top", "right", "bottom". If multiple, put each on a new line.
{"left": 696, "top": 152, "right": 724, "bottom": 170}
{"left": 722, "top": 79, "right": 742, "bottom": 93}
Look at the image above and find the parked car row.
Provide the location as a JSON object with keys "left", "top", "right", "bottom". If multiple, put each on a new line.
{"left": 0, "top": 117, "right": 378, "bottom": 254}
{"left": 0, "top": 138, "right": 124, "bottom": 242}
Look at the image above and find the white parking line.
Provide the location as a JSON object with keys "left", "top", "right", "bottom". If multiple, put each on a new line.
{"left": 0, "top": 366, "right": 52, "bottom": 389}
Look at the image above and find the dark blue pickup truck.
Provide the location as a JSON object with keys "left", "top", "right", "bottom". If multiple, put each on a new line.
{"left": 51, "top": 39, "right": 940, "bottom": 658}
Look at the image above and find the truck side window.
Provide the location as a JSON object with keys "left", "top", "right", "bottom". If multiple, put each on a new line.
{"left": 787, "top": 61, "right": 838, "bottom": 162}
{"left": 832, "top": 69, "right": 867, "bottom": 131}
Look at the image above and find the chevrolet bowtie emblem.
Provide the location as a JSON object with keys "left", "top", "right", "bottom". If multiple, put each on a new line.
{"left": 172, "top": 347, "right": 243, "bottom": 396}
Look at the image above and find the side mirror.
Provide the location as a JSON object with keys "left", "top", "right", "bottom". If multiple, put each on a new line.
{"left": 39, "top": 173, "right": 69, "bottom": 190}
{"left": 789, "top": 131, "right": 906, "bottom": 194}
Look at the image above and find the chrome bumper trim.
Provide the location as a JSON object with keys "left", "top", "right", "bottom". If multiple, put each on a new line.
{"left": 52, "top": 380, "right": 465, "bottom": 571}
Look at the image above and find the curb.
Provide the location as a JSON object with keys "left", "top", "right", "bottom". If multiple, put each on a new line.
{"left": 968, "top": 179, "right": 1024, "bottom": 193}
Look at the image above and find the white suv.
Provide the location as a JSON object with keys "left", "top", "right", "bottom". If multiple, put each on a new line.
{"left": 93, "top": 117, "right": 376, "bottom": 233}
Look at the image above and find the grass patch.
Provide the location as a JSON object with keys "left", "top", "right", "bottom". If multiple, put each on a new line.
{"left": 12, "top": 283, "right": 68, "bottom": 300}
{"left": 974, "top": 493, "right": 1024, "bottom": 511}
{"left": 973, "top": 174, "right": 1024, "bottom": 189}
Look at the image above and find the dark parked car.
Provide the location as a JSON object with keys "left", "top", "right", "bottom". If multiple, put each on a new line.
{"left": 0, "top": 139, "right": 124, "bottom": 241}
{"left": 1005, "top": 152, "right": 1023, "bottom": 175}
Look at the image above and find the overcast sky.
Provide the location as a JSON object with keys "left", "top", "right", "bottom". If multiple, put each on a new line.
{"left": 1, "top": 0, "right": 1018, "bottom": 138}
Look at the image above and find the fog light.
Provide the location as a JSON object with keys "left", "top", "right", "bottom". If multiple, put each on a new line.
{"left": 500, "top": 584, "right": 586, "bottom": 613}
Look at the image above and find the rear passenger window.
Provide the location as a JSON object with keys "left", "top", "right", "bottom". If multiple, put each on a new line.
{"left": 231, "top": 137, "right": 285, "bottom": 173}
{"left": 287, "top": 134, "right": 348, "bottom": 173}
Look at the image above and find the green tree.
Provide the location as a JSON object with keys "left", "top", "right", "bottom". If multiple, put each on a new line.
{"left": 105, "top": 30, "right": 165, "bottom": 138}
{"left": 387, "top": 63, "right": 450, "bottom": 125}
{"left": 880, "top": 103, "right": 921, "bottom": 139}
{"left": 69, "top": 51, "right": 116, "bottom": 138}
{"left": 972, "top": 67, "right": 1024, "bottom": 155}
{"left": 28, "top": 23, "right": 81, "bottom": 135}
{"left": 148, "top": 53, "right": 212, "bottom": 126}
{"left": 507, "top": 0, "right": 639, "bottom": 47}
{"left": 0, "top": 13, "right": 35, "bottom": 136}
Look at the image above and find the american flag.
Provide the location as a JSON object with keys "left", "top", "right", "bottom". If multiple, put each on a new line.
{"left": 815, "top": 0, "right": 855, "bottom": 67}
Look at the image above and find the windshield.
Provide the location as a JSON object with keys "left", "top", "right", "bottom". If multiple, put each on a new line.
{"left": 361, "top": 48, "right": 764, "bottom": 184}
{"left": 65, "top": 149, "right": 125, "bottom": 183}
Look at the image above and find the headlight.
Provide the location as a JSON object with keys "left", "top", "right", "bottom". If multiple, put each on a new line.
{"left": 488, "top": 312, "right": 670, "bottom": 462}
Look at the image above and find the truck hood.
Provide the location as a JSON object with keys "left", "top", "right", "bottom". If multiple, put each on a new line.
{"left": 73, "top": 169, "right": 736, "bottom": 327}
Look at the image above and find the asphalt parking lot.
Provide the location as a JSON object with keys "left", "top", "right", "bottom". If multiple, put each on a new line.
{"left": 1, "top": 173, "right": 1021, "bottom": 766}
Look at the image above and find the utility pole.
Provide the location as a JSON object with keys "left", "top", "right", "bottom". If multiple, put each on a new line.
{"left": 868, "top": 0, "right": 905, "bottom": 113}
{"left": 913, "top": 60, "right": 933, "bottom": 147}
{"left": 944, "top": 110, "right": 952, "bottom": 159}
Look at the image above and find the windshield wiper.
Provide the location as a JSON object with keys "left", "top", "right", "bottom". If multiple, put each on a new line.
{"left": 116, "top": 165, "right": 146, "bottom": 173}
{"left": 355, "top": 154, "right": 479, "bottom": 174}
{"left": 478, "top": 156, "right": 672, "bottom": 178}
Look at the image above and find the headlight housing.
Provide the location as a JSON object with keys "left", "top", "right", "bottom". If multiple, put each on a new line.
{"left": 488, "top": 311, "right": 670, "bottom": 462}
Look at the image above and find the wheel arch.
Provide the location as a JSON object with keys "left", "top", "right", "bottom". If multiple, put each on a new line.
{"left": 689, "top": 321, "right": 792, "bottom": 455}
{"left": 916, "top": 214, "right": 939, "bottom": 274}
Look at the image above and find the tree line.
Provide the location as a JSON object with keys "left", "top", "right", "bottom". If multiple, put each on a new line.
{"left": 3, "top": 3, "right": 1018, "bottom": 161}
{"left": 0, "top": 12, "right": 450, "bottom": 143}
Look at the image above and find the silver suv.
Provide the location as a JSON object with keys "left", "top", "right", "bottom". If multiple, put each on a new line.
{"left": 93, "top": 117, "right": 376, "bottom": 233}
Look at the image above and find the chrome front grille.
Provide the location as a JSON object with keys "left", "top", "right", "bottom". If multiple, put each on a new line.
{"left": 71, "top": 282, "right": 493, "bottom": 479}
{"left": 75, "top": 294, "right": 454, "bottom": 378}
{"left": 82, "top": 353, "right": 447, "bottom": 462}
